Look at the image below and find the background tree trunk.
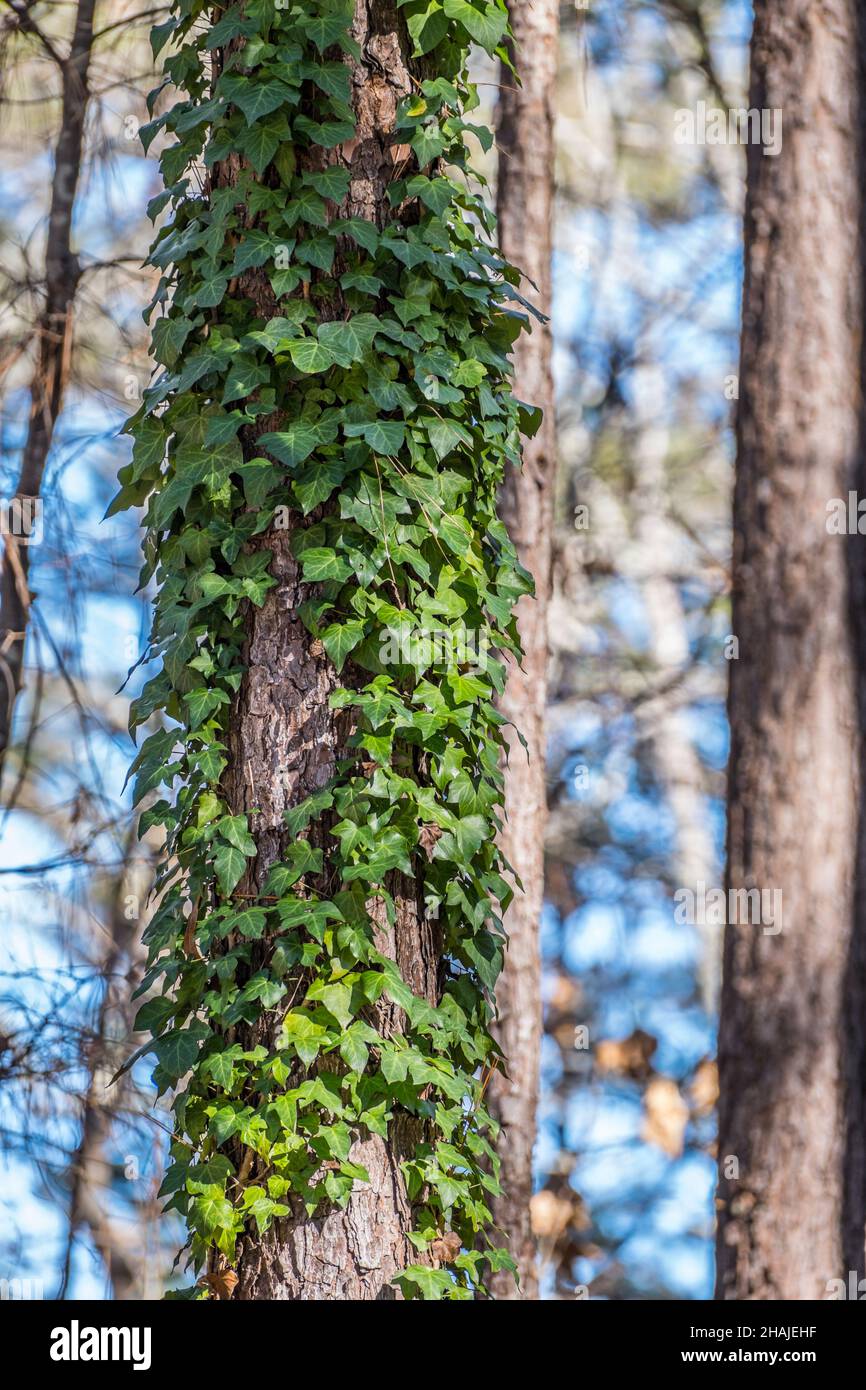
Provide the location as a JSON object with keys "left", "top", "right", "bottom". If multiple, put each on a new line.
{"left": 226, "top": 0, "right": 439, "bottom": 1302}
{"left": 489, "top": 0, "right": 559, "bottom": 1302}
{"left": 0, "top": 0, "right": 95, "bottom": 784}
{"left": 716, "top": 0, "right": 866, "bottom": 1299}
{"left": 57, "top": 838, "right": 156, "bottom": 1301}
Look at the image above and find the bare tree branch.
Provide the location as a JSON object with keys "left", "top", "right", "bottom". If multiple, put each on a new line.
{"left": 0, "top": 0, "right": 97, "bottom": 784}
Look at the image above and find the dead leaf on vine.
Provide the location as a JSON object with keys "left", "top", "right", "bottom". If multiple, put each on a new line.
{"left": 198, "top": 1269, "right": 238, "bottom": 1300}
{"left": 183, "top": 899, "right": 201, "bottom": 959}
{"left": 419, "top": 823, "right": 442, "bottom": 860}
{"left": 431, "top": 1231, "right": 461, "bottom": 1264}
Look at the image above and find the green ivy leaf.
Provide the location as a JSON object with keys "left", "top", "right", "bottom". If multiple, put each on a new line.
{"left": 321, "top": 620, "right": 366, "bottom": 672}
{"left": 217, "top": 814, "right": 257, "bottom": 855}
{"left": 192, "top": 1192, "right": 237, "bottom": 1236}
{"left": 230, "top": 230, "right": 274, "bottom": 274}
{"left": 259, "top": 416, "right": 338, "bottom": 467}
{"left": 317, "top": 313, "right": 380, "bottom": 367}
{"left": 225, "top": 908, "right": 268, "bottom": 940}
{"left": 344, "top": 419, "right": 406, "bottom": 454}
{"left": 298, "top": 547, "right": 353, "bottom": 582}
{"left": 153, "top": 1024, "right": 209, "bottom": 1080}
{"left": 393, "top": 1266, "right": 458, "bottom": 1300}
{"left": 308, "top": 979, "right": 353, "bottom": 1029}
{"left": 214, "top": 841, "right": 248, "bottom": 897}
{"left": 263, "top": 841, "right": 323, "bottom": 896}
{"left": 287, "top": 338, "right": 338, "bottom": 374}
{"left": 304, "top": 167, "right": 351, "bottom": 201}
{"left": 406, "top": 2, "right": 449, "bottom": 55}
{"left": 219, "top": 73, "right": 295, "bottom": 125}
{"left": 331, "top": 217, "right": 380, "bottom": 254}
{"left": 441, "top": 0, "right": 508, "bottom": 53}
{"left": 235, "top": 122, "right": 280, "bottom": 174}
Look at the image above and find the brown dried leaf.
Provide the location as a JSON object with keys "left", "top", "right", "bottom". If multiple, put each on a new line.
{"left": 553, "top": 1020, "right": 580, "bottom": 1051}
{"left": 641, "top": 1076, "right": 689, "bottom": 1158}
{"left": 198, "top": 1269, "right": 238, "bottom": 1300}
{"left": 595, "top": 1028, "right": 657, "bottom": 1080}
{"left": 530, "top": 1189, "right": 574, "bottom": 1241}
{"left": 182, "top": 899, "right": 201, "bottom": 959}
{"left": 689, "top": 1057, "right": 719, "bottom": 1117}
{"left": 419, "top": 823, "right": 442, "bottom": 860}
{"left": 529, "top": 1186, "right": 590, "bottom": 1243}
{"left": 431, "top": 1231, "right": 461, "bottom": 1264}
{"left": 548, "top": 973, "right": 582, "bottom": 1015}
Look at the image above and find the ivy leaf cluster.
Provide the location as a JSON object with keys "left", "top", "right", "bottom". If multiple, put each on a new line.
{"left": 116, "top": 0, "right": 539, "bottom": 1300}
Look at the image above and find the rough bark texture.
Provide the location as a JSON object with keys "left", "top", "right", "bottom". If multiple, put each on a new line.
{"left": 0, "top": 0, "right": 95, "bottom": 783}
{"left": 488, "top": 0, "right": 559, "bottom": 1302}
{"left": 224, "top": 0, "right": 440, "bottom": 1301}
{"left": 716, "top": 0, "right": 866, "bottom": 1299}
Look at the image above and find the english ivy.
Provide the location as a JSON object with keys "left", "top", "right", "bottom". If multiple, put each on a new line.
{"left": 116, "top": 0, "right": 540, "bottom": 1300}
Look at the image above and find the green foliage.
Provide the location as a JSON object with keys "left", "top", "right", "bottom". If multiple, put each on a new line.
{"left": 118, "top": 0, "right": 535, "bottom": 1299}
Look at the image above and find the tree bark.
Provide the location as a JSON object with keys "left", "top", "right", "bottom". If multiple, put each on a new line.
{"left": 716, "top": 0, "right": 866, "bottom": 1299}
{"left": 0, "top": 0, "right": 95, "bottom": 783}
{"left": 222, "top": 0, "right": 440, "bottom": 1301}
{"left": 488, "top": 0, "right": 559, "bottom": 1301}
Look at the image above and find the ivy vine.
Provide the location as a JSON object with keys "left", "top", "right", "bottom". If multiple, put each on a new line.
{"left": 114, "top": 0, "right": 540, "bottom": 1300}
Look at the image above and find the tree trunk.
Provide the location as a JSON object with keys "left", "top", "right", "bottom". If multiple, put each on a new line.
{"left": 716, "top": 0, "right": 866, "bottom": 1299}
{"left": 58, "top": 839, "right": 155, "bottom": 1301}
{"left": 224, "top": 0, "right": 440, "bottom": 1302}
{"left": 489, "top": 0, "right": 559, "bottom": 1302}
{"left": 0, "top": 0, "right": 95, "bottom": 782}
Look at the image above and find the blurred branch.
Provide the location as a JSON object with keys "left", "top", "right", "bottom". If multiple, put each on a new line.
{"left": 3, "top": 0, "right": 65, "bottom": 67}
{"left": 657, "top": 0, "right": 731, "bottom": 108}
{"left": 0, "top": 0, "right": 96, "bottom": 785}
{"left": 92, "top": 6, "right": 164, "bottom": 42}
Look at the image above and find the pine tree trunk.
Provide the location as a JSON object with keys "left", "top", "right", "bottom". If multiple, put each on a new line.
{"left": 224, "top": 0, "right": 439, "bottom": 1302}
{"left": 716, "top": 0, "right": 866, "bottom": 1299}
{"left": 488, "top": 0, "right": 559, "bottom": 1302}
